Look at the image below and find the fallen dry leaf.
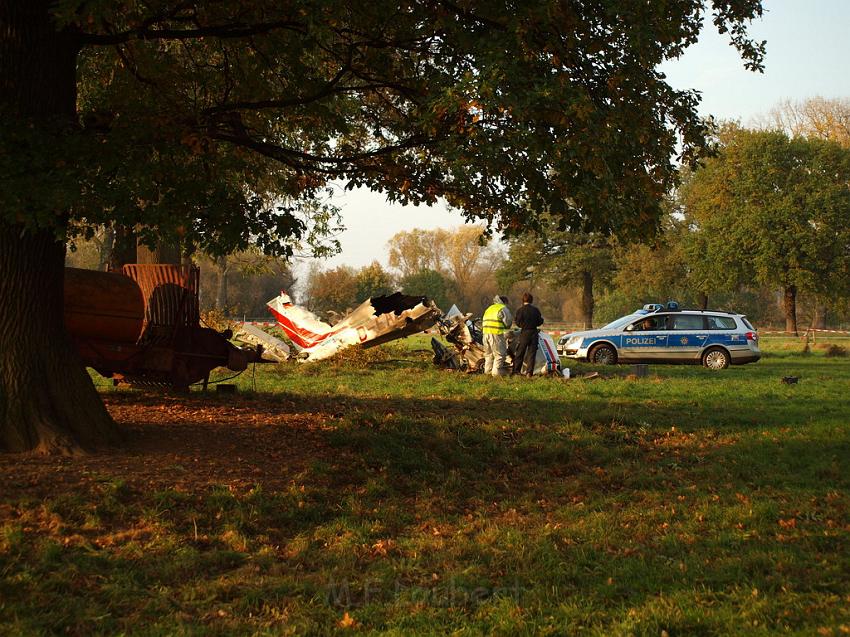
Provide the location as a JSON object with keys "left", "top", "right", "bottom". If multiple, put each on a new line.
{"left": 339, "top": 612, "right": 357, "bottom": 629}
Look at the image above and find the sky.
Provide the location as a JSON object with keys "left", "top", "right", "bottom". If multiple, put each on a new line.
{"left": 304, "top": 0, "right": 850, "bottom": 274}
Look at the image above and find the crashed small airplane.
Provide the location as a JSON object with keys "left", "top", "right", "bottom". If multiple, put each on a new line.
{"left": 267, "top": 291, "right": 441, "bottom": 361}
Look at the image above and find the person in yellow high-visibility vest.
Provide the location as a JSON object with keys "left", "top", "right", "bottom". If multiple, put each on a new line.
{"left": 482, "top": 295, "right": 513, "bottom": 376}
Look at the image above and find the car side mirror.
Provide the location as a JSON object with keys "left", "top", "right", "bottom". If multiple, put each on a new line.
{"left": 625, "top": 325, "right": 635, "bottom": 332}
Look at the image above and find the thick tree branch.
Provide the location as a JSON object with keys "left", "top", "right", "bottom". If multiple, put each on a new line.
{"left": 210, "top": 128, "right": 434, "bottom": 168}
{"left": 203, "top": 63, "right": 352, "bottom": 115}
{"left": 204, "top": 82, "right": 420, "bottom": 115}
{"left": 431, "top": 0, "right": 507, "bottom": 31}
{"left": 79, "top": 18, "right": 304, "bottom": 46}
{"left": 114, "top": 45, "right": 157, "bottom": 88}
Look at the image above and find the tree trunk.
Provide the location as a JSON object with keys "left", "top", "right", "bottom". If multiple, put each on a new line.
{"left": 0, "top": 1, "right": 121, "bottom": 453}
{"left": 0, "top": 225, "right": 122, "bottom": 453}
{"left": 699, "top": 292, "right": 709, "bottom": 310}
{"left": 137, "top": 238, "right": 181, "bottom": 265}
{"left": 812, "top": 304, "right": 827, "bottom": 330}
{"left": 98, "top": 226, "right": 115, "bottom": 271}
{"left": 215, "top": 255, "right": 230, "bottom": 310}
{"left": 182, "top": 242, "right": 196, "bottom": 268}
{"left": 580, "top": 270, "right": 594, "bottom": 329}
{"left": 783, "top": 284, "right": 798, "bottom": 336}
{"left": 108, "top": 226, "right": 138, "bottom": 271}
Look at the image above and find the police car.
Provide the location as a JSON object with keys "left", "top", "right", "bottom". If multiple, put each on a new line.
{"left": 557, "top": 302, "right": 760, "bottom": 370}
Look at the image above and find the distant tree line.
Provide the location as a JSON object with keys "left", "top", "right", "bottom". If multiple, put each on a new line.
{"left": 301, "top": 225, "right": 503, "bottom": 319}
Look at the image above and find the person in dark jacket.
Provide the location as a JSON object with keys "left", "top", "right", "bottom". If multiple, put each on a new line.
{"left": 512, "top": 292, "right": 544, "bottom": 377}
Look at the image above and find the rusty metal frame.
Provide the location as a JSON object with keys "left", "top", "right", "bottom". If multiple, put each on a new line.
{"left": 121, "top": 264, "right": 200, "bottom": 331}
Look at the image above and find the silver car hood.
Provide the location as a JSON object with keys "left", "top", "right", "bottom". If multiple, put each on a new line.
{"left": 559, "top": 328, "right": 622, "bottom": 341}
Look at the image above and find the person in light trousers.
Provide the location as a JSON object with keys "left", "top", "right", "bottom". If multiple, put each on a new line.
{"left": 482, "top": 295, "right": 512, "bottom": 376}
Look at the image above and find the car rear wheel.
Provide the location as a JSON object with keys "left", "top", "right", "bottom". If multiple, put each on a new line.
{"left": 702, "top": 347, "right": 730, "bottom": 370}
{"left": 589, "top": 343, "right": 617, "bottom": 365}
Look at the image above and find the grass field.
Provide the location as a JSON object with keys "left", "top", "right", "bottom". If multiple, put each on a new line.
{"left": 1, "top": 336, "right": 848, "bottom": 635}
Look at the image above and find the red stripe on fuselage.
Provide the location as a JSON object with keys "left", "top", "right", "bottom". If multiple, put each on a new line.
{"left": 541, "top": 337, "right": 557, "bottom": 371}
{"left": 268, "top": 305, "right": 344, "bottom": 349}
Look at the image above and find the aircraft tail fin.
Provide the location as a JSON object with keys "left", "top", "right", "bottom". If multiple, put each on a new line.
{"left": 266, "top": 291, "right": 339, "bottom": 350}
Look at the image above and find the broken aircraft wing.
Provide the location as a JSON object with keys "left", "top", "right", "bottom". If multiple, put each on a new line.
{"left": 267, "top": 291, "right": 441, "bottom": 361}
{"left": 234, "top": 323, "right": 291, "bottom": 362}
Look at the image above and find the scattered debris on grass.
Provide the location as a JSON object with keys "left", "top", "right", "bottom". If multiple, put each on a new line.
{"left": 824, "top": 344, "right": 847, "bottom": 358}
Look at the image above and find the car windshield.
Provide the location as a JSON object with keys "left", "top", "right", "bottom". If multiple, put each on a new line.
{"left": 601, "top": 314, "right": 641, "bottom": 330}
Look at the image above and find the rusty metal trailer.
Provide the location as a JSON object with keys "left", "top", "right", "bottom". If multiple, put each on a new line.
{"left": 64, "top": 264, "right": 256, "bottom": 390}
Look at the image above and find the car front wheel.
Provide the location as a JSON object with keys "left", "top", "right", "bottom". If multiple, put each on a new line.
{"left": 589, "top": 343, "right": 617, "bottom": 365}
{"left": 702, "top": 347, "right": 730, "bottom": 370}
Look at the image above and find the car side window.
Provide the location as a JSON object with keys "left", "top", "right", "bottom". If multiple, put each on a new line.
{"left": 631, "top": 315, "right": 667, "bottom": 331}
{"left": 671, "top": 315, "right": 706, "bottom": 330}
{"left": 707, "top": 315, "right": 736, "bottom": 330}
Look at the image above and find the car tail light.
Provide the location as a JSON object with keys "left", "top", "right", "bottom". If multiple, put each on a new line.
{"left": 745, "top": 331, "right": 758, "bottom": 341}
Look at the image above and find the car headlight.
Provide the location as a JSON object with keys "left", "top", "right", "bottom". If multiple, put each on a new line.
{"left": 561, "top": 335, "right": 583, "bottom": 348}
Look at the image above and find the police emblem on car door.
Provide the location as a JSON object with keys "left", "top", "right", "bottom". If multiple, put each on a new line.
{"left": 669, "top": 314, "right": 707, "bottom": 359}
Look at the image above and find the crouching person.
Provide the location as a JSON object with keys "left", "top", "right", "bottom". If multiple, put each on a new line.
{"left": 482, "top": 295, "right": 512, "bottom": 377}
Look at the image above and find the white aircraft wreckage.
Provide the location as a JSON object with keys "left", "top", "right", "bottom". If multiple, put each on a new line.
{"left": 431, "top": 312, "right": 563, "bottom": 376}
{"left": 234, "top": 323, "right": 291, "bottom": 362}
{"left": 264, "top": 292, "right": 562, "bottom": 376}
{"left": 266, "top": 291, "right": 442, "bottom": 361}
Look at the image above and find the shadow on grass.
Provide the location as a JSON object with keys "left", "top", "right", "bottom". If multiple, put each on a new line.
{"left": 92, "top": 388, "right": 850, "bottom": 508}
{"left": 3, "top": 387, "right": 849, "bottom": 635}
